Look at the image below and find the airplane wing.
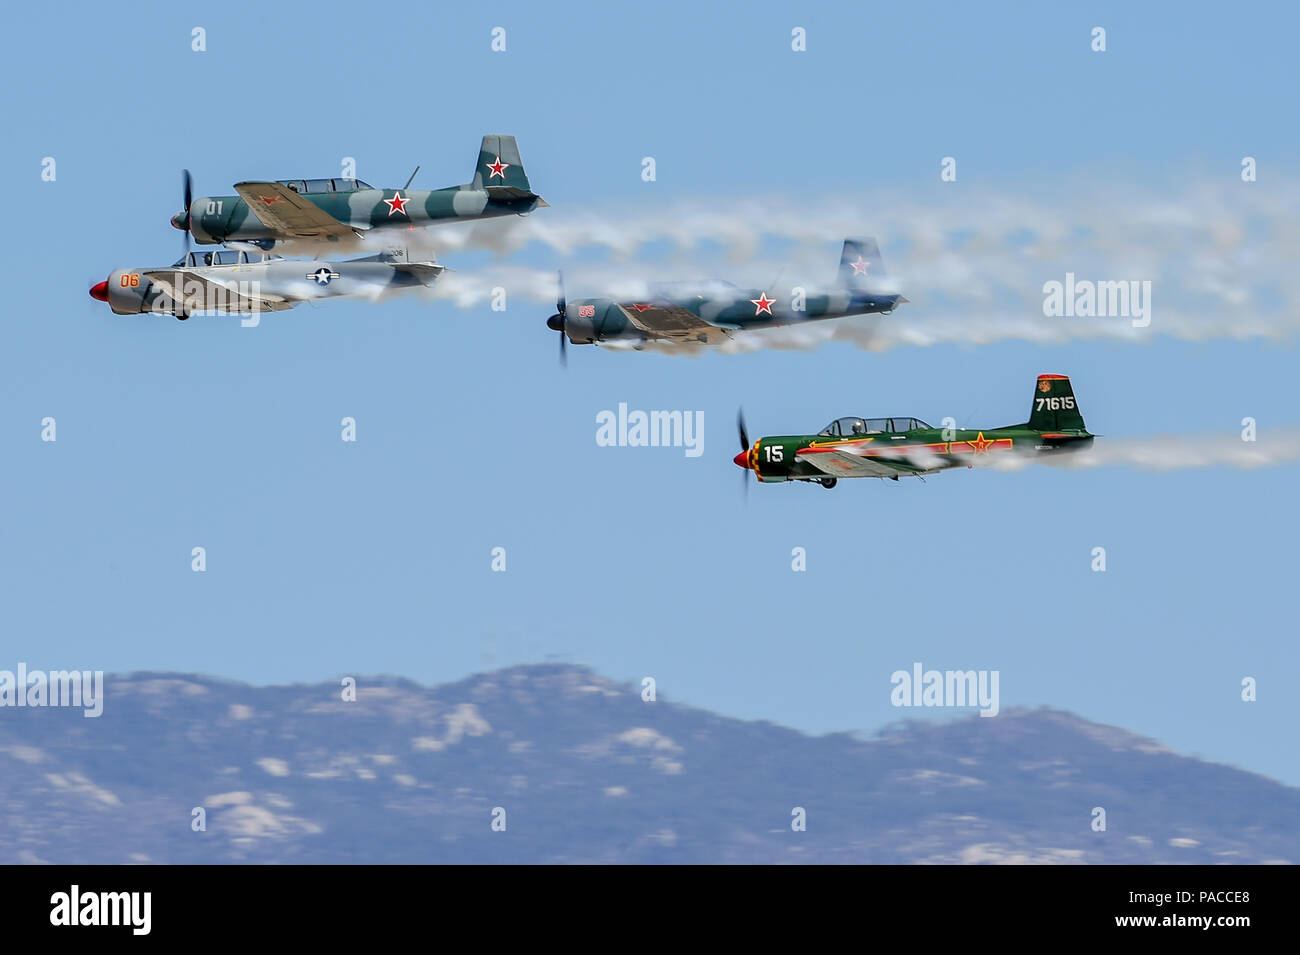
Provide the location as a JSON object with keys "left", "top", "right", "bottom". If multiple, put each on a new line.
{"left": 142, "top": 270, "right": 294, "bottom": 313}
{"left": 615, "top": 302, "right": 731, "bottom": 344}
{"left": 797, "top": 437, "right": 949, "bottom": 479}
{"left": 795, "top": 446, "right": 914, "bottom": 479}
{"left": 233, "top": 181, "right": 357, "bottom": 239}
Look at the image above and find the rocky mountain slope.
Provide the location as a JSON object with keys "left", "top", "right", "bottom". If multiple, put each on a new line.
{"left": 1, "top": 664, "right": 1294, "bottom": 863}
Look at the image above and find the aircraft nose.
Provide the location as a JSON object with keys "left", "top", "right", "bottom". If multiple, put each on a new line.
{"left": 89, "top": 280, "right": 109, "bottom": 302}
{"left": 733, "top": 450, "right": 750, "bottom": 469}
{"left": 170, "top": 212, "right": 187, "bottom": 231}
{"left": 546, "top": 313, "right": 563, "bottom": 332}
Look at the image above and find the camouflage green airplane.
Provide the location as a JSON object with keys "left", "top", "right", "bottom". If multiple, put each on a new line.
{"left": 171, "top": 135, "right": 544, "bottom": 250}
{"left": 547, "top": 238, "right": 906, "bottom": 363}
{"left": 733, "top": 374, "right": 1094, "bottom": 488}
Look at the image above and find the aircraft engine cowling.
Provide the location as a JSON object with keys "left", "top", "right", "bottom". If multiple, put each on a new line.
{"left": 548, "top": 300, "right": 640, "bottom": 345}
{"left": 189, "top": 199, "right": 224, "bottom": 244}
{"left": 752, "top": 438, "right": 795, "bottom": 482}
{"left": 103, "top": 269, "right": 160, "bottom": 315}
{"left": 564, "top": 301, "right": 631, "bottom": 343}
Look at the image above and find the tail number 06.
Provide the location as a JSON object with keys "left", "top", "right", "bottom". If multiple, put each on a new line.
{"left": 119, "top": 273, "right": 141, "bottom": 288}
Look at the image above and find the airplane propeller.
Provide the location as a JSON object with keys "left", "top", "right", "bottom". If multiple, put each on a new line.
{"left": 550, "top": 271, "right": 567, "bottom": 368}
{"left": 736, "top": 407, "right": 752, "bottom": 502}
{"left": 173, "top": 169, "right": 194, "bottom": 255}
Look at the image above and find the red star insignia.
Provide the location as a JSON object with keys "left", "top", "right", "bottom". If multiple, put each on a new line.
{"left": 259, "top": 196, "right": 282, "bottom": 205}
{"left": 969, "top": 431, "right": 994, "bottom": 454}
{"left": 849, "top": 255, "right": 870, "bottom": 275}
{"left": 750, "top": 292, "right": 776, "bottom": 316}
{"left": 486, "top": 155, "right": 510, "bottom": 180}
{"left": 630, "top": 303, "right": 654, "bottom": 312}
{"left": 383, "top": 191, "right": 410, "bottom": 216}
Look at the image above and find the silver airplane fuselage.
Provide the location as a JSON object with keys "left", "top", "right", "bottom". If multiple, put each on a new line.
{"left": 90, "top": 251, "right": 441, "bottom": 318}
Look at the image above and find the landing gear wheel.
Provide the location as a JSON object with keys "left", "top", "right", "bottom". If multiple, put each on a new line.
{"left": 176, "top": 313, "right": 189, "bottom": 321}
{"left": 819, "top": 478, "right": 837, "bottom": 489}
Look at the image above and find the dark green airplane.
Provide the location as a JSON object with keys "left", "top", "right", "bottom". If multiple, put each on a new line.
{"left": 171, "top": 135, "right": 544, "bottom": 250}
{"left": 547, "top": 238, "right": 906, "bottom": 362}
{"left": 734, "top": 374, "right": 1095, "bottom": 488}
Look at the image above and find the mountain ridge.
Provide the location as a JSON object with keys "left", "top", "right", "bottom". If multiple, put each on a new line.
{"left": 1, "top": 663, "right": 1293, "bottom": 864}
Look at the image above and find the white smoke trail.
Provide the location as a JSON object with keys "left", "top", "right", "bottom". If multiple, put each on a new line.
{"left": 426, "top": 267, "right": 1289, "bottom": 355}
{"left": 1041, "top": 431, "right": 1300, "bottom": 472}
{"left": 412, "top": 176, "right": 1300, "bottom": 352}
{"left": 941, "top": 433, "right": 1300, "bottom": 473}
{"left": 827, "top": 431, "right": 1300, "bottom": 475}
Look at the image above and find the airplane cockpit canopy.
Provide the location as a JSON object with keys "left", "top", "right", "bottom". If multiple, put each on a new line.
{"left": 276, "top": 178, "right": 373, "bottom": 194}
{"left": 819, "top": 416, "right": 931, "bottom": 437}
{"left": 173, "top": 250, "right": 282, "bottom": 268}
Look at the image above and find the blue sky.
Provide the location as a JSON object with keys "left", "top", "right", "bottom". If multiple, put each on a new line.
{"left": 1, "top": 1, "right": 1298, "bottom": 785}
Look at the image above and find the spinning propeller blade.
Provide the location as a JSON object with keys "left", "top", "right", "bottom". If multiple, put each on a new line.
{"left": 177, "top": 169, "right": 194, "bottom": 255}
{"left": 554, "top": 271, "right": 567, "bottom": 368}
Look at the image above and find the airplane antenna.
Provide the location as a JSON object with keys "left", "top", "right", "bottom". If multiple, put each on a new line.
{"left": 402, "top": 166, "right": 421, "bottom": 191}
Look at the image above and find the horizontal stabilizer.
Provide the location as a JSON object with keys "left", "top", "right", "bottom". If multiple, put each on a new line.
{"left": 392, "top": 262, "right": 444, "bottom": 285}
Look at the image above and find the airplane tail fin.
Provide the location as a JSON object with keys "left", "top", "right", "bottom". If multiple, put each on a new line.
{"left": 1027, "top": 374, "right": 1088, "bottom": 433}
{"left": 837, "top": 237, "right": 887, "bottom": 290}
{"left": 472, "top": 135, "right": 540, "bottom": 201}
